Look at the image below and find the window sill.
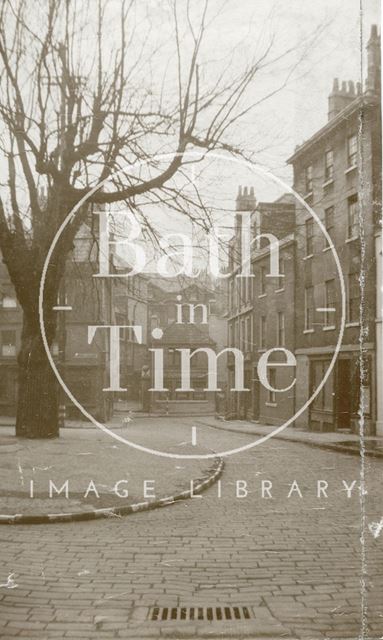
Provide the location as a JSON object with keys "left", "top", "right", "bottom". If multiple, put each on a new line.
{"left": 322, "top": 246, "right": 331, "bottom": 253}
{"left": 303, "top": 254, "right": 314, "bottom": 260}
{"left": 345, "top": 236, "right": 359, "bottom": 244}
{"left": 303, "top": 191, "right": 313, "bottom": 200}
{"left": 345, "top": 164, "right": 357, "bottom": 175}
{"left": 258, "top": 348, "right": 267, "bottom": 353}
{"left": 303, "top": 329, "right": 314, "bottom": 334}
{"left": 345, "top": 321, "right": 360, "bottom": 327}
{"left": 275, "top": 288, "right": 285, "bottom": 293}
{"left": 322, "top": 179, "right": 334, "bottom": 188}
{"left": 323, "top": 325, "right": 336, "bottom": 331}
{"left": 258, "top": 293, "right": 267, "bottom": 299}
{"left": 265, "top": 402, "right": 277, "bottom": 407}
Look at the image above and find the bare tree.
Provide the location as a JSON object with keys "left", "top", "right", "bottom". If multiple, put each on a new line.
{"left": 0, "top": 0, "right": 320, "bottom": 438}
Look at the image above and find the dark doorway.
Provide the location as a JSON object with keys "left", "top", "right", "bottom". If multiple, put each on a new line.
{"left": 336, "top": 359, "right": 352, "bottom": 428}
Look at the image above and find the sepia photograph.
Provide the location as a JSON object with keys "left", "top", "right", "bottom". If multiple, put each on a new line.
{"left": 0, "top": 0, "right": 382, "bottom": 638}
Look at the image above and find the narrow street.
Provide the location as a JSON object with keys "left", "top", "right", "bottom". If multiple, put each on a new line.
{"left": 0, "top": 417, "right": 382, "bottom": 639}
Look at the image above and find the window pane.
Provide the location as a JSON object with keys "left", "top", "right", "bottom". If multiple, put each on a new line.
{"left": 348, "top": 134, "right": 358, "bottom": 166}
{"left": 312, "top": 361, "right": 324, "bottom": 410}
{"left": 1, "top": 330, "right": 16, "bottom": 357}
{"left": 325, "top": 280, "right": 336, "bottom": 325}
{"left": 325, "top": 150, "right": 334, "bottom": 180}
{"left": 348, "top": 272, "right": 360, "bottom": 322}
{"left": 347, "top": 195, "right": 359, "bottom": 238}
{"left": 305, "top": 165, "right": 313, "bottom": 192}
{"left": 305, "top": 219, "right": 314, "bottom": 255}
{"left": 324, "top": 206, "right": 334, "bottom": 247}
{"left": 305, "top": 286, "right": 314, "bottom": 330}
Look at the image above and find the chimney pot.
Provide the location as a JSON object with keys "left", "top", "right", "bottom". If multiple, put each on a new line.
{"left": 348, "top": 80, "right": 355, "bottom": 95}
{"left": 356, "top": 81, "right": 362, "bottom": 94}
{"left": 341, "top": 80, "right": 347, "bottom": 93}
{"left": 244, "top": 186, "right": 248, "bottom": 196}
{"left": 332, "top": 77, "right": 339, "bottom": 93}
{"left": 370, "top": 24, "right": 378, "bottom": 40}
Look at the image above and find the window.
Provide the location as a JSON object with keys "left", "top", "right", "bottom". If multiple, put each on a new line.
{"left": 324, "top": 279, "right": 336, "bottom": 327}
{"left": 348, "top": 272, "right": 360, "bottom": 323}
{"left": 277, "top": 312, "right": 285, "bottom": 346}
{"left": 312, "top": 360, "right": 334, "bottom": 412}
{"left": 51, "top": 342, "right": 59, "bottom": 356}
{"left": 347, "top": 134, "right": 358, "bottom": 167}
{"left": 305, "top": 286, "right": 314, "bottom": 330}
{"left": 277, "top": 255, "right": 285, "bottom": 290}
{"left": 247, "top": 273, "right": 252, "bottom": 302}
{"left": 0, "top": 376, "right": 7, "bottom": 400}
{"left": 245, "top": 316, "right": 252, "bottom": 351}
{"left": 260, "top": 315, "right": 266, "bottom": 349}
{"left": 305, "top": 165, "right": 313, "bottom": 193}
{"left": 260, "top": 266, "right": 267, "bottom": 295}
{"left": 240, "top": 318, "right": 245, "bottom": 352}
{"left": 1, "top": 330, "right": 16, "bottom": 356}
{"left": 234, "top": 320, "right": 239, "bottom": 346}
{"left": 240, "top": 277, "right": 245, "bottom": 306}
{"left": 229, "top": 323, "right": 234, "bottom": 347}
{"left": 2, "top": 295, "right": 17, "bottom": 308}
{"left": 324, "top": 206, "right": 335, "bottom": 248}
{"left": 305, "top": 219, "right": 314, "bottom": 256}
{"left": 229, "top": 280, "right": 234, "bottom": 310}
{"left": 324, "top": 149, "right": 334, "bottom": 181}
{"left": 347, "top": 195, "right": 359, "bottom": 239}
{"left": 268, "top": 369, "right": 276, "bottom": 403}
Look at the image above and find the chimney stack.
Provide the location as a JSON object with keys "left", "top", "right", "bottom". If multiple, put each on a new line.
{"left": 328, "top": 76, "right": 358, "bottom": 120}
{"left": 236, "top": 185, "right": 256, "bottom": 211}
{"left": 366, "top": 24, "right": 381, "bottom": 96}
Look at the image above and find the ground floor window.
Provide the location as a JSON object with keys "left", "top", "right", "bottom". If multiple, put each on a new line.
{"left": 267, "top": 368, "right": 276, "bottom": 403}
{"left": 311, "top": 360, "right": 334, "bottom": 412}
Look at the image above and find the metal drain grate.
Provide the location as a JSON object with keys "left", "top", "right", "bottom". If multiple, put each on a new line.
{"left": 149, "top": 606, "right": 252, "bottom": 622}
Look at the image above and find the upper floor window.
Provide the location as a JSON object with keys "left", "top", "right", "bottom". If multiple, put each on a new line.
{"left": 324, "top": 206, "right": 335, "bottom": 248}
{"left": 305, "top": 219, "right": 314, "bottom": 256}
{"left": 277, "top": 311, "right": 285, "bottom": 346}
{"left": 305, "top": 286, "right": 314, "bottom": 330}
{"left": 1, "top": 330, "right": 16, "bottom": 357}
{"left": 240, "top": 318, "right": 246, "bottom": 352}
{"left": 245, "top": 316, "right": 252, "bottom": 351}
{"left": 347, "top": 194, "right": 359, "bottom": 239}
{"left": 348, "top": 272, "right": 360, "bottom": 323}
{"left": 229, "top": 280, "right": 234, "bottom": 310}
{"left": 260, "top": 315, "right": 266, "bottom": 349}
{"left": 247, "top": 273, "right": 252, "bottom": 302}
{"left": 347, "top": 134, "right": 358, "bottom": 167}
{"left": 260, "top": 266, "right": 267, "bottom": 295}
{"left": 277, "top": 255, "right": 285, "bottom": 290}
{"left": 229, "top": 322, "right": 234, "bottom": 347}
{"left": 1, "top": 295, "right": 17, "bottom": 308}
{"left": 324, "top": 279, "right": 336, "bottom": 327}
{"left": 305, "top": 165, "right": 313, "bottom": 193}
{"left": 324, "top": 150, "right": 334, "bottom": 181}
{"left": 51, "top": 342, "right": 59, "bottom": 356}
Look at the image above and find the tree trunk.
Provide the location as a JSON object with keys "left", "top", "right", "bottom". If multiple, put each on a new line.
{"left": 15, "top": 313, "right": 59, "bottom": 439}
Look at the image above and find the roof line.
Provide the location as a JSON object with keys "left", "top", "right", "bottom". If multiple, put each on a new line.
{"left": 287, "top": 94, "right": 378, "bottom": 163}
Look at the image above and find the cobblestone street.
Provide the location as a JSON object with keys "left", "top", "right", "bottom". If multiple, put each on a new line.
{"left": 0, "top": 418, "right": 382, "bottom": 639}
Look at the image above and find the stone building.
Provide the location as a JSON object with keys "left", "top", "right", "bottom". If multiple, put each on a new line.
{"left": 146, "top": 275, "right": 227, "bottom": 415}
{"left": 226, "top": 189, "right": 296, "bottom": 422}
{"left": 288, "top": 24, "right": 381, "bottom": 434}
{"left": 0, "top": 262, "right": 20, "bottom": 416}
{"left": 0, "top": 216, "right": 148, "bottom": 422}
